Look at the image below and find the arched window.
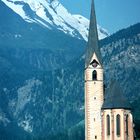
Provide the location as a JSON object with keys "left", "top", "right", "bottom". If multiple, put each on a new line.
{"left": 126, "top": 115, "right": 129, "bottom": 136}
{"left": 116, "top": 114, "right": 121, "bottom": 136}
{"left": 92, "top": 70, "right": 97, "bottom": 80}
{"left": 107, "top": 115, "right": 110, "bottom": 136}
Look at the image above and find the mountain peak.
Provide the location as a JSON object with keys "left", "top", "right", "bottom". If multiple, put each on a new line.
{"left": 1, "top": 0, "right": 109, "bottom": 40}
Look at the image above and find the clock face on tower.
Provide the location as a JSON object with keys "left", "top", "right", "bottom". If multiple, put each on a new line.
{"left": 90, "top": 59, "right": 99, "bottom": 68}
{"left": 92, "top": 62, "right": 98, "bottom": 68}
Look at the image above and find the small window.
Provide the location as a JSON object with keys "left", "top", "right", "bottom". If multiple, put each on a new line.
{"left": 107, "top": 115, "right": 110, "bottom": 136}
{"left": 126, "top": 115, "right": 129, "bottom": 136}
{"left": 92, "top": 70, "right": 97, "bottom": 80}
{"left": 95, "top": 135, "right": 97, "bottom": 139}
{"left": 116, "top": 114, "right": 121, "bottom": 136}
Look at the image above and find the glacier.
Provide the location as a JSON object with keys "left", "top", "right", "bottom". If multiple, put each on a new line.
{"left": 1, "top": 0, "right": 109, "bottom": 41}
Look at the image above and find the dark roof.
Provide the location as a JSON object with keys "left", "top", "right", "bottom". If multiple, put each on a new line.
{"left": 85, "top": 0, "right": 102, "bottom": 68}
{"left": 102, "top": 80, "right": 131, "bottom": 110}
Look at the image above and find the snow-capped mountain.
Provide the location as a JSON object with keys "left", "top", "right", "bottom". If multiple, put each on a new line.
{"left": 1, "top": 0, "right": 109, "bottom": 40}
{"left": 1, "top": 0, "right": 139, "bottom": 139}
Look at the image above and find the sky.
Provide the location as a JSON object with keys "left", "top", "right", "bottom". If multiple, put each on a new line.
{"left": 59, "top": 0, "right": 140, "bottom": 34}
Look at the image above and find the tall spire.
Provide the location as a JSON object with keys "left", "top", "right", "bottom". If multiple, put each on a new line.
{"left": 85, "top": 0, "right": 102, "bottom": 67}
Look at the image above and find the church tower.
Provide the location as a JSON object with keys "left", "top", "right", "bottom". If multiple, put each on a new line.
{"left": 85, "top": 1, "right": 134, "bottom": 140}
{"left": 85, "top": 0, "right": 104, "bottom": 140}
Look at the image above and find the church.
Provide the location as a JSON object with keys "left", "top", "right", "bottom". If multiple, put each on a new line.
{"left": 85, "top": 0, "right": 134, "bottom": 140}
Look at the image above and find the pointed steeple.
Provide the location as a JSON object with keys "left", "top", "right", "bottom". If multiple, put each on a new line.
{"left": 85, "top": 0, "right": 102, "bottom": 67}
